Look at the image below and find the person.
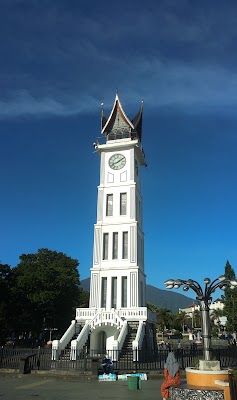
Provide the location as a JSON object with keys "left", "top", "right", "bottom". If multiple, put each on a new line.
{"left": 101, "top": 355, "right": 114, "bottom": 374}
{"left": 161, "top": 351, "right": 181, "bottom": 400}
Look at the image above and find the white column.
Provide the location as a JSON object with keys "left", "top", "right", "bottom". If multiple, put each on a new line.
{"left": 106, "top": 276, "right": 112, "bottom": 310}
{"left": 117, "top": 275, "right": 122, "bottom": 309}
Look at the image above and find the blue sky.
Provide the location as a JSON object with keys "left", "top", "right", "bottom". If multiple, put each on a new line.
{"left": 1, "top": 0, "right": 237, "bottom": 299}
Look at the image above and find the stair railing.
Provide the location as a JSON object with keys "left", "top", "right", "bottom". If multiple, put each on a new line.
{"left": 51, "top": 320, "right": 76, "bottom": 360}
{"left": 89, "top": 309, "right": 125, "bottom": 330}
{"left": 132, "top": 321, "right": 145, "bottom": 361}
{"left": 111, "top": 320, "right": 128, "bottom": 361}
{"left": 70, "top": 321, "right": 90, "bottom": 360}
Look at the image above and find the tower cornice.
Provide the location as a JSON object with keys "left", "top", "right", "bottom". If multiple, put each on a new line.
{"left": 96, "top": 138, "right": 146, "bottom": 165}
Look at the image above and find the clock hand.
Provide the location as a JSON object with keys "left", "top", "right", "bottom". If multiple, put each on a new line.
{"left": 114, "top": 157, "right": 123, "bottom": 165}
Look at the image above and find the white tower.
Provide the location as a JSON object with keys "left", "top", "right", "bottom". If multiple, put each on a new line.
{"left": 53, "top": 93, "right": 156, "bottom": 360}
{"left": 89, "top": 93, "right": 146, "bottom": 312}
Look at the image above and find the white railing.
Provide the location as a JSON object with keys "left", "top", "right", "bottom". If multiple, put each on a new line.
{"left": 117, "top": 319, "right": 128, "bottom": 350}
{"left": 111, "top": 320, "right": 128, "bottom": 361}
{"left": 132, "top": 321, "right": 145, "bottom": 361}
{"left": 117, "top": 307, "right": 148, "bottom": 321}
{"left": 52, "top": 320, "right": 76, "bottom": 360}
{"left": 90, "top": 310, "right": 124, "bottom": 330}
{"left": 76, "top": 308, "right": 96, "bottom": 320}
{"left": 70, "top": 321, "right": 90, "bottom": 360}
{"left": 76, "top": 307, "right": 154, "bottom": 323}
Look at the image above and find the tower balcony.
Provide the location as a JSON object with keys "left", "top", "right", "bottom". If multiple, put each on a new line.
{"left": 96, "top": 130, "right": 146, "bottom": 162}
{"left": 75, "top": 306, "right": 156, "bottom": 326}
{"left": 106, "top": 129, "right": 135, "bottom": 141}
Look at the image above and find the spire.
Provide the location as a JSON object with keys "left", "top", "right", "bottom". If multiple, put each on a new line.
{"left": 101, "top": 102, "right": 107, "bottom": 131}
{"left": 132, "top": 100, "right": 143, "bottom": 141}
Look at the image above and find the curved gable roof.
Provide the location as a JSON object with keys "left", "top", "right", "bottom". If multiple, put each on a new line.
{"left": 101, "top": 93, "right": 134, "bottom": 134}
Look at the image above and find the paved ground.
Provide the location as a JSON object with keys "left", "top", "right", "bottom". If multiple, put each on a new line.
{"left": 0, "top": 375, "right": 164, "bottom": 400}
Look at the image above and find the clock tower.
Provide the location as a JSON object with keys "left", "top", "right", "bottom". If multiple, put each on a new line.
{"left": 52, "top": 93, "right": 156, "bottom": 360}
{"left": 89, "top": 93, "right": 146, "bottom": 312}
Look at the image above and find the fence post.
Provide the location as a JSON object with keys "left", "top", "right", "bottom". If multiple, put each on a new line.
{"left": 91, "top": 357, "right": 99, "bottom": 379}
{"left": 0, "top": 346, "right": 3, "bottom": 367}
{"left": 180, "top": 348, "right": 185, "bottom": 370}
{"left": 83, "top": 351, "right": 87, "bottom": 371}
{"left": 37, "top": 346, "right": 41, "bottom": 370}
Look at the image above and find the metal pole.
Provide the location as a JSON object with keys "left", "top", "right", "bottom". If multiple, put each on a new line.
{"left": 200, "top": 300, "right": 212, "bottom": 361}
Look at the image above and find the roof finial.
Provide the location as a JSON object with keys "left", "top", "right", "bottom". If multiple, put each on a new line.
{"left": 101, "top": 102, "right": 106, "bottom": 131}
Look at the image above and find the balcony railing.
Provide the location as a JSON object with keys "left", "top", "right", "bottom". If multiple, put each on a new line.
{"left": 76, "top": 307, "right": 151, "bottom": 323}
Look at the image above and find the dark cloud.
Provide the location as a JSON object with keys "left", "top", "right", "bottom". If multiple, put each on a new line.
{"left": 1, "top": 0, "right": 237, "bottom": 117}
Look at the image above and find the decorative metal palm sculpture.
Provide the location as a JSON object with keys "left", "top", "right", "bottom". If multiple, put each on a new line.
{"left": 164, "top": 276, "right": 237, "bottom": 360}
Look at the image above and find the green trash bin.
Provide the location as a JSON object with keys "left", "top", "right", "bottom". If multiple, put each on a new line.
{"left": 127, "top": 376, "right": 141, "bottom": 390}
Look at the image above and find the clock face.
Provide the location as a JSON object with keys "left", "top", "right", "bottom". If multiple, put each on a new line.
{"left": 109, "top": 153, "right": 126, "bottom": 170}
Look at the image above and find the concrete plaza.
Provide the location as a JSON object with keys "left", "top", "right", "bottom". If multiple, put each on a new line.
{"left": 0, "top": 375, "right": 164, "bottom": 400}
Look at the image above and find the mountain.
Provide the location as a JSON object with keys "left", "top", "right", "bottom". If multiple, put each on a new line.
{"left": 80, "top": 278, "right": 195, "bottom": 313}
{"left": 145, "top": 284, "right": 195, "bottom": 312}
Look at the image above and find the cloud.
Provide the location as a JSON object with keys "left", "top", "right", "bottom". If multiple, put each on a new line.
{"left": 1, "top": 62, "right": 237, "bottom": 119}
{"left": 1, "top": 0, "right": 237, "bottom": 118}
{"left": 0, "top": 90, "right": 100, "bottom": 119}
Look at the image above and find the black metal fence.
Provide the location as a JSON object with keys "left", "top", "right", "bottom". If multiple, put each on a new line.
{"left": 1, "top": 346, "right": 237, "bottom": 373}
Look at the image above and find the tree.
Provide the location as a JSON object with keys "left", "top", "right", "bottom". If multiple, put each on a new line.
{"left": 157, "top": 308, "right": 173, "bottom": 332}
{"left": 210, "top": 308, "right": 223, "bottom": 333}
{"left": 174, "top": 311, "right": 188, "bottom": 333}
{"left": 10, "top": 248, "right": 81, "bottom": 339}
{"left": 193, "top": 309, "right": 201, "bottom": 329}
{"left": 79, "top": 288, "right": 89, "bottom": 308}
{"left": 147, "top": 303, "right": 159, "bottom": 329}
{"left": 223, "top": 260, "right": 237, "bottom": 331}
{"left": 0, "top": 263, "right": 11, "bottom": 345}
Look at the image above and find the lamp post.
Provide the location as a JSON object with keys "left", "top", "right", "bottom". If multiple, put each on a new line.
{"left": 44, "top": 328, "right": 58, "bottom": 342}
{"left": 164, "top": 275, "right": 237, "bottom": 361}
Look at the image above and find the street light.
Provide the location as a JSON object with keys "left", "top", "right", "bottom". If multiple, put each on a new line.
{"left": 44, "top": 327, "right": 58, "bottom": 342}
{"left": 164, "top": 275, "right": 237, "bottom": 361}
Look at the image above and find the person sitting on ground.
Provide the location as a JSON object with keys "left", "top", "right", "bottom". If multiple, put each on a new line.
{"left": 101, "top": 355, "right": 114, "bottom": 374}
{"left": 161, "top": 351, "right": 181, "bottom": 400}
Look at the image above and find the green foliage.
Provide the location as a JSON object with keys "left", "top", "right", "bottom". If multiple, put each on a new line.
{"left": 10, "top": 248, "right": 81, "bottom": 336}
{"left": 193, "top": 358, "right": 199, "bottom": 369}
{"left": 224, "top": 260, "right": 235, "bottom": 280}
{"left": 147, "top": 303, "right": 174, "bottom": 331}
{"left": 157, "top": 308, "right": 173, "bottom": 332}
{"left": 210, "top": 308, "right": 224, "bottom": 335}
{"left": 210, "top": 308, "right": 223, "bottom": 321}
{"left": 211, "top": 325, "right": 219, "bottom": 338}
{"left": 0, "top": 263, "right": 11, "bottom": 345}
{"left": 147, "top": 302, "right": 159, "bottom": 313}
{"left": 223, "top": 260, "right": 237, "bottom": 331}
{"left": 174, "top": 311, "right": 188, "bottom": 333}
{"left": 79, "top": 288, "right": 89, "bottom": 308}
{"left": 193, "top": 309, "right": 201, "bottom": 328}
{"left": 231, "top": 370, "right": 237, "bottom": 378}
